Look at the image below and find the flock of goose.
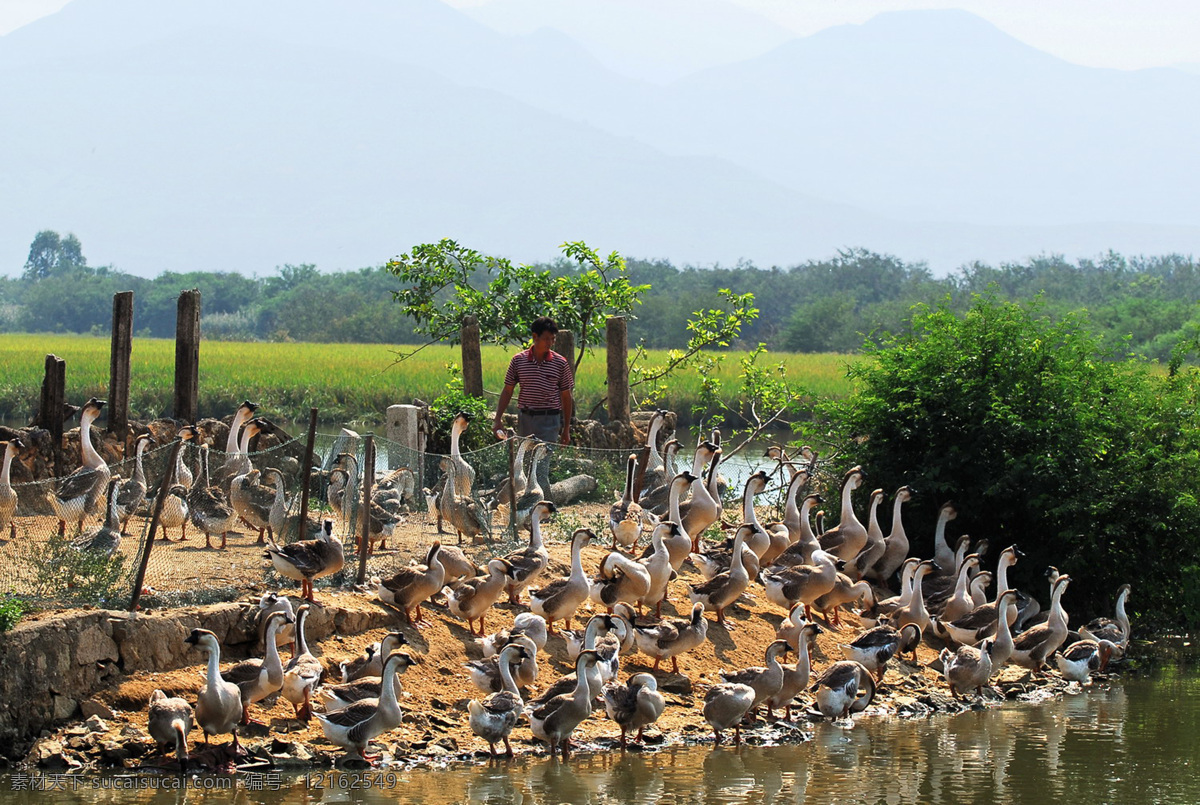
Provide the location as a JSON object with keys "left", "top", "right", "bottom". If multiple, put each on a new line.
{"left": 5, "top": 404, "right": 1133, "bottom": 769}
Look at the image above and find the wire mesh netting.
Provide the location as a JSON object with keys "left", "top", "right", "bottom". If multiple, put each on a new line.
{"left": 0, "top": 431, "right": 803, "bottom": 612}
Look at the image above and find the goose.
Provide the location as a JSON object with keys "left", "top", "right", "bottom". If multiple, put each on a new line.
{"left": 445, "top": 558, "right": 514, "bottom": 637}
{"left": 218, "top": 400, "right": 259, "bottom": 486}
{"left": 609, "top": 453, "right": 644, "bottom": 551}
{"left": 1054, "top": 639, "right": 1117, "bottom": 683}
{"left": 688, "top": 530, "right": 760, "bottom": 583}
{"left": 689, "top": 470, "right": 770, "bottom": 579}
{"left": 767, "top": 620, "right": 820, "bottom": 719}
{"left": 375, "top": 541, "right": 446, "bottom": 627}
{"left": 183, "top": 629, "right": 242, "bottom": 752}
{"left": 942, "top": 639, "right": 995, "bottom": 700}
{"left": 812, "top": 660, "right": 876, "bottom": 721}
{"left": 480, "top": 612, "right": 549, "bottom": 659}
{"left": 0, "top": 437, "right": 22, "bottom": 540}
{"left": 529, "top": 528, "right": 593, "bottom": 633}
{"left": 189, "top": 445, "right": 238, "bottom": 549}
{"left": 969, "top": 570, "right": 993, "bottom": 608}
{"left": 147, "top": 689, "right": 193, "bottom": 772}
{"left": 637, "top": 521, "right": 677, "bottom": 616}
{"left": 818, "top": 466, "right": 869, "bottom": 561}
{"left": 422, "top": 485, "right": 439, "bottom": 527}
{"left": 232, "top": 466, "right": 285, "bottom": 545}
{"left": 688, "top": 524, "right": 752, "bottom": 629}
{"left": 678, "top": 442, "right": 722, "bottom": 548}
{"left": 636, "top": 410, "right": 668, "bottom": 496}
{"left": 868, "top": 485, "right": 916, "bottom": 584}
{"left": 490, "top": 436, "right": 531, "bottom": 513}
{"left": 506, "top": 441, "right": 551, "bottom": 533}
{"left": 604, "top": 672, "right": 666, "bottom": 748}
{"left": 432, "top": 543, "right": 478, "bottom": 586}
{"left": 763, "top": 468, "right": 812, "bottom": 564}
{"left": 373, "top": 465, "right": 416, "bottom": 517}
{"left": 115, "top": 433, "right": 153, "bottom": 534}
{"left": 562, "top": 614, "right": 627, "bottom": 684}
{"left": 500, "top": 500, "right": 554, "bottom": 605}
{"left": 447, "top": 411, "right": 477, "bottom": 495}
{"left": 812, "top": 572, "right": 876, "bottom": 628}
{"left": 703, "top": 682, "right": 755, "bottom": 746}
{"left": 891, "top": 559, "right": 939, "bottom": 638}
{"left": 256, "top": 591, "right": 296, "bottom": 652}
{"left": 841, "top": 623, "right": 921, "bottom": 682}
{"left": 467, "top": 634, "right": 539, "bottom": 693}
{"left": 761, "top": 547, "right": 840, "bottom": 619}
{"left": 769, "top": 494, "right": 824, "bottom": 568}
{"left": 923, "top": 534, "right": 973, "bottom": 609}
{"left": 314, "top": 650, "right": 413, "bottom": 764}
{"left": 850, "top": 489, "right": 887, "bottom": 580}
{"left": 1010, "top": 574, "right": 1071, "bottom": 673}
{"left": 173, "top": 426, "right": 196, "bottom": 491}
{"left": 1080, "top": 583, "right": 1132, "bottom": 653}
{"left": 265, "top": 518, "right": 344, "bottom": 602}
{"left": 222, "top": 610, "right": 292, "bottom": 724}
{"left": 633, "top": 601, "right": 709, "bottom": 675}
{"left": 861, "top": 557, "right": 921, "bottom": 627}
{"left": 73, "top": 476, "right": 122, "bottom": 557}
{"left": 157, "top": 484, "right": 190, "bottom": 542}
{"left": 776, "top": 602, "right": 812, "bottom": 652}
{"left": 590, "top": 548, "right": 653, "bottom": 611}
{"left": 527, "top": 650, "right": 602, "bottom": 759}
{"left": 320, "top": 634, "right": 410, "bottom": 712}
{"left": 228, "top": 417, "right": 269, "bottom": 539}
{"left": 50, "top": 397, "right": 110, "bottom": 535}
{"left": 639, "top": 472, "right": 697, "bottom": 569}
{"left": 705, "top": 430, "right": 730, "bottom": 501}
{"left": 934, "top": 546, "right": 1023, "bottom": 645}
{"left": 468, "top": 642, "right": 531, "bottom": 758}
{"left": 281, "top": 603, "right": 323, "bottom": 721}
{"left": 534, "top": 616, "right": 611, "bottom": 703}
{"left": 986, "top": 590, "right": 1021, "bottom": 672}
{"left": 609, "top": 602, "right": 641, "bottom": 655}
{"left": 935, "top": 554, "right": 982, "bottom": 622}
{"left": 439, "top": 456, "right": 490, "bottom": 545}
{"left": 930, "top": 501, "right": 959, "bottom": 572}
{"left": 337, "top": 631, "right": 407, "bottom": 683}
{"left": 640, "top": 438, "right": 682, "bottom": 514}
{"left": 718, "top": 639, "right": 791, "bottom": 719}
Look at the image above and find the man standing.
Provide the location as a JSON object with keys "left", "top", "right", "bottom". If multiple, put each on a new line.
{"left": 492, "top": 317, "right": 574, "bottom": 445}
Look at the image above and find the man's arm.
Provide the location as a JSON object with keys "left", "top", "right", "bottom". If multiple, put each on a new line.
{"left": 559, "top": 388, "right": 573, "bottom": 445}
{"left": 493, "top": 383, "right": 516, "bottom": 439}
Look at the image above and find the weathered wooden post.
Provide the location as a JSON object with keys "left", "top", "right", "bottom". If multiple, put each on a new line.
{"left": 356, "top": 434, "right": 375, "bottom": 585}
{"left": 296, "top": 407, "right": 319, "bottom": 541}
{"left": 39, "top": 354, "right": 66, "bottom": 478}
{"left": 173, "top": 289, "right": 201, "bottom": 423}
{"left": 461, "top": 315, "right": 484, "bottom": 398}
{"left": 606, "top": 316, "right": 630, "bottom": 423}
{"left": 554, "top": 329, "right": 575, "bottom": 370}
{"left": 109, "top": 291, "right": 134, "bottom": 436}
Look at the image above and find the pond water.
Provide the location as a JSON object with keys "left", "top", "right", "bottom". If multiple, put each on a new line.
{"left": 3, "top": 638, "right": 1196, "bottom": 805}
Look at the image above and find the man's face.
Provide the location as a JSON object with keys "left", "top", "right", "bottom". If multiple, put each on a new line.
{"left": 532, "top": 330, "right": 556, "bottom": 352}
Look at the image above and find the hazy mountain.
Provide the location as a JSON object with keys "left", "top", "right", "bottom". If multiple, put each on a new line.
{"left": 0, "top": 1, "right": 1195, "bottom": 278}
{"left": 462, "top": 0, "right": 794, "bottom": 83}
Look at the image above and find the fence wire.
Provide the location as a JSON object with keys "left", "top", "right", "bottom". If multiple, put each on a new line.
{"left": 0, "top": 432, "right": 803, "bottom": 611}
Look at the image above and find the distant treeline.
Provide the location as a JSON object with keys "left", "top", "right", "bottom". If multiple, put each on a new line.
{"left": 4, "top": 232, "right": 1198, "bottom": 359}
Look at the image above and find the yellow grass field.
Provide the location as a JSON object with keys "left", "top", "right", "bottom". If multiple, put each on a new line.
{"left": 0, "top": 334, "right": 861, "bottom": 425}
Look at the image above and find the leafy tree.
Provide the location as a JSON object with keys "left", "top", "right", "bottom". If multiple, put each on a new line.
{"left": 385, "top": 239, "right": 648, "bottom": 373}
{"left": 23, "top": 230, "right": 87, "bottom": 280}
{"left": 808, "top": 291, "right": 1200, "bottom": 627}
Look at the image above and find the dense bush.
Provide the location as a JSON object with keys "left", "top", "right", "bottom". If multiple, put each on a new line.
{"left": 811, "top": 292, "right": 1200, "bottom": 628}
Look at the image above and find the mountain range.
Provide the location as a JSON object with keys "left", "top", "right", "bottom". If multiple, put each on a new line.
{"left": 0, "top": 0, "right": 1195, "bottom": 277}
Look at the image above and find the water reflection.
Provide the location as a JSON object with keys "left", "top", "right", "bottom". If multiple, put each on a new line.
{"left": 5, "top": 657, "right": 1199, "bottom": 805}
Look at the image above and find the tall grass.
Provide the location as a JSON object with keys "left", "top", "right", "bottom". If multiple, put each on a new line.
{"left": 0, "top": 334, "right": 861, "bottom": 425}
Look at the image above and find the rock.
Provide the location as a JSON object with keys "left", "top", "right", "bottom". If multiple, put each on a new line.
{"left": 52, "top": 695, "right": 78, "bottom": 721}
{"left": 76, "top": 624, "right": 120, "bottom": 666}
{"left": 80, "top": 699, "right": 115, "bottom": 721}
{"left": 84, "top": 715, "right": 108, "bottom": 733}
{"left": 432, "top": 736, "right": 458, "bottom": 752}
{"left": 658, "top": 675, "right": 693, "bottom": 695}
{"left": 424, "top": 744, "right": 449, "bottom": 758}
{"left": 430, "top": 697, "right": 450, "bottom": 710}
{"left": 100, "top": 740, "right": 130, "bottom": 763}
{"left": 33, "top": 739, "right": 67, "bottom": 767}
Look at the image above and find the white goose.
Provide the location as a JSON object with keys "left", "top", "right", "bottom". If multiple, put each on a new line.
{"left": 115, "top": 433, "right": 153, "bottom": 534}
{"left": 468, "top": 642, "right": 530, "bottom": 758}
{"left": 818, "top": 466, "right": 868, "bottom": 561}
{"left": 314, "top": 650, "right": 413, "bottom": 764}
{"left": 0, "top": 437, "right": 21, "bottom": 540}
{"left": 50, "top": 397, "right": 110, "bottom": 534}
{"left": 868, "top": 484, "right": 916, "bottom": 583}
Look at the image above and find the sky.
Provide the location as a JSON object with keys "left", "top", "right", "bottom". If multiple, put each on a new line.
{"left": 6, "top": 0, "right": 1193, "bottom": 71}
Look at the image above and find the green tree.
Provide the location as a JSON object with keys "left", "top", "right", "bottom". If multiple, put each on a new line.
{"left": 385, "top": 239, "right": 648, "bottom": 373}
{"left": 808, "top": 291, "right": 1200, "bottom": 626}
{"left": 23, "top": 230, "right": 87, "bottom": 280}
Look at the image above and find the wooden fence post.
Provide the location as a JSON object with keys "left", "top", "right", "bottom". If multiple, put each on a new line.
{"left": 356, "top": 435, "right": 375, "bottom": 585}
{"left": 173, "top": 289, "right": 201, "bottom": 423}
{"left": 554, "top": 329, "right": 575, "bottom": 372}
{"left": 461, "top": 315, "right": 483, "bottom": 398}
{"left": 296, "top": 407, "right": 319, "bottom": 542}
{"left": 607, "top": 316, "right": 630, "bottom": 423}
{"left": 39, "top": 354, "right": 66, "bottom": 478}
{"left": 109, "top": 291, "right": 134, "bottom": 437}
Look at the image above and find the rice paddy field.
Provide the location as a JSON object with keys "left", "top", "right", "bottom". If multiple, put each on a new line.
{"left": 0, "top": 334, "right": 861, "bottom": 425}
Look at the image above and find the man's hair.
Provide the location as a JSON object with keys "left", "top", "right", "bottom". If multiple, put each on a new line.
{"left": 531, "top": 316, "right": 559, "bottom": 336}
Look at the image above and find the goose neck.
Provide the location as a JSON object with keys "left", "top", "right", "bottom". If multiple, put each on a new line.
{"left": 264, "top": 617, "right": 285, "bottom": 674}
{"left": 1, "top": 446, "right": 13, "bottom": 485}
{"left": 293, "top": 610, "right": 310, "bottom": 657}
{"left": 995, "top": 553, "right": 1015, "bottom": 600}
{"left": 225, "top": 408, "right": 252, "bottom": 454}
{"left": 79, "top": 410, "right": 103, "bottom": 468}
{"left": 498, "top": 650, "right": 521, "bottom": 697}
{"left": 569, "top": 535, "right": 588, "bottom": 581}
{"left": 204, "top": 641, "right": 223, "bottom": 684}
{"left": 889, "top": 495, "right": 907, "bottom": 537}
{"left": 528, "top": 513, "right": 544, "bottom": 550}
{"left": 379, "top": 657, "right": 403, "bottom": 709}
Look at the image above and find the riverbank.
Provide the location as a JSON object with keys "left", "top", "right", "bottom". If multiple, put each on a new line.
{"left": 8, "top": 527, "right": 1104, "bottom": 772}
